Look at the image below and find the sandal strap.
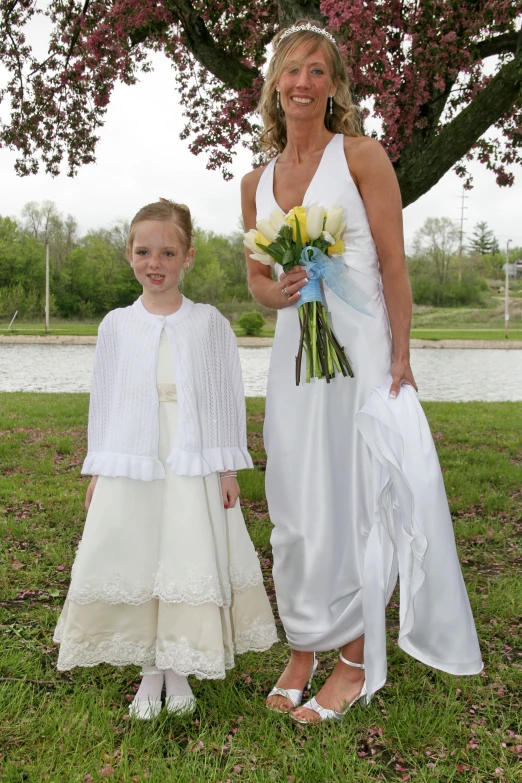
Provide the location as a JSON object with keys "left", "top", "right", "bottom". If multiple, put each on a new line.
{"left": 339, "top": 654, "right": 365, "bottom": 669}
{"left": 301, "top": 697, "right": 344, "bottom": 721}
{"left": 267, "top": 686, "right": 303, "bottom": 708}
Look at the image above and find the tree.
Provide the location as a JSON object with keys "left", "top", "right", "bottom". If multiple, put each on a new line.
{"left": 1, "top": 2, "right": 521, "bottom": 205}
{"left": 21, "top": 200, "right": 79, "bottom": 266}
{"left": 468, "top": 221, "right": 500, "bottom": 255}
{"left": 412, "top": 217, "right": 460, "bottom": 284}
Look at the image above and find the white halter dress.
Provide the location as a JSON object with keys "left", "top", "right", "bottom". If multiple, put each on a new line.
{"left": 257, "top": 134, "right": 482, "bottom": 696}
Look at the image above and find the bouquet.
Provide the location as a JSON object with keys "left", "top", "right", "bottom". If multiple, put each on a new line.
{"left": 244, "top": 205, "right": 371, "bottom": 385}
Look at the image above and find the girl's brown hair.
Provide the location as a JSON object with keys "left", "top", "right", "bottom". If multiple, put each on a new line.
{"left": 258, "top": 20, "right": 363, "bottom": 157}
{"left": 126, "top": 198, "right": 193, "bottom": 259}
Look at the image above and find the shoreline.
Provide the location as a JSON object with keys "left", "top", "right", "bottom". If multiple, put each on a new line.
{"left": 0, "top": 334, "right": 521, "bottom": 350}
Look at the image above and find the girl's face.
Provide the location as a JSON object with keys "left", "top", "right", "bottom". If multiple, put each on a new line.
{"left": 130, "top": 220, "right": 194, "bottom": 296}
{"left": 276, "top": 43, "right": 335, "bottom": 122}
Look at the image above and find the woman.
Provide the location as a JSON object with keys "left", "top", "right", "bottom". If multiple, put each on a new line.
{"left": 241, "top": 21, "right": 482, "bottom": 723}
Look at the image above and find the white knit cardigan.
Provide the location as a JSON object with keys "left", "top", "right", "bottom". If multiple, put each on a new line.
{"left": 82, "top": 297, "right": 253, "bottom": 480}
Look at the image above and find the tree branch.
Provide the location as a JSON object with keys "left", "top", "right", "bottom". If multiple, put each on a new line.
{"left": 130, "top": 0, "right": 257, "bottom": 91}
{"left": 276, "top": 0, "right": 322, "bottom": 27}
{"left": 396, "top": 51, "right": 522, "bottom": 207}
{"left": 474, "top": 30, "right": 519, "bottom": 59}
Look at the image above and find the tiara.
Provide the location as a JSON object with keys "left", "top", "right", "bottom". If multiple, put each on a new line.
{"left": 279, "top": 23, "right": 337, "bottom": 47}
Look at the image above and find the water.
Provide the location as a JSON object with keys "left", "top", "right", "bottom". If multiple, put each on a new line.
{"left": 1, "top": 344, "right": 521, "bottom": 401}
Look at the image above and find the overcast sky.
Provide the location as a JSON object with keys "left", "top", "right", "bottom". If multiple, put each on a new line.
{"left": 1, "top": 50, "right": 521, "bottom": 253}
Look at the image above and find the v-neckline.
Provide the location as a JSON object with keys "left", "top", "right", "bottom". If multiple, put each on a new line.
{"left": 271, "top": 134, "right": 338, "bottom": 214}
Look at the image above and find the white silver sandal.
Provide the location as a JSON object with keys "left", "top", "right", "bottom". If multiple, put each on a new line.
{"left": 128, "top": 669, "right": 164, "bottom": 720}
{"left": 291, "top": 654, "right": 371, "bottom": 724}
{"left": 266, "top": 654, "right": 318, "bottom": 713}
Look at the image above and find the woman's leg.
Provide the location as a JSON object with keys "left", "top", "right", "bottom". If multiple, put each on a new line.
{"left": 266, "top": 649, "right": 316, "bottom": 711}
{"left": 291, "top": 635, "right": 365, "bottom": 723}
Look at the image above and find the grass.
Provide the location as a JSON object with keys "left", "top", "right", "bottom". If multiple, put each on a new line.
{"left": 410, "top": 329, "right": 522, "bottom": 341}
{"left": 1, "top": 395, "right": 521, "bottom": 782}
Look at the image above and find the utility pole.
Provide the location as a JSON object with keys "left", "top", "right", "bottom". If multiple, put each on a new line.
{"left": 45, "top": 239, "right": 50, "bottom": 333}
{"left": 505, "top": 239, "right": 511, "bottom": 339}
{"left": 457, "top": 187, "right": 468, "bottom": 283}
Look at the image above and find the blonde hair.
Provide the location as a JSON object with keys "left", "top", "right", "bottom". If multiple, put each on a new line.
{"left": 258, "top": 20, "right": 363, "bottom": 157}
{"left": 126, "top": 198, "right": 193, "bottom": 259}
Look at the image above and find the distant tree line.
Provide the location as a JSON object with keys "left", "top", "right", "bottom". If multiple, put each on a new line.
{"left": 0, "top": 201, "right": 250, "bottom": 321}
{"left": 407, "top": 218, "right": 521, "bottom": 307}
{"left": 1, "top": 202, "right": 520, "bottom": 321}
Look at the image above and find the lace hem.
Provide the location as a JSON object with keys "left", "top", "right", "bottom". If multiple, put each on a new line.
{"left": 54, "top": 623, "right": 279, "bottom": 676}
{"left": 67, "top": 563, "right": 264, "bottom": 607}
{"left": 234, "top": 620, "right": 280, "bottom": 655}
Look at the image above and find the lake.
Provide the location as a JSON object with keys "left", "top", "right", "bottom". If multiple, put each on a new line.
{"left": 1, "top": 344, "right": 521, "bottom": 401}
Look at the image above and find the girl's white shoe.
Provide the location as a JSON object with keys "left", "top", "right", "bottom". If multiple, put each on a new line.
{"left": 164, "top": 670, "right": 196, "bottom": 716}
{"left": 165, "top": 694, "right": 197, "bottom": 716}
{"left": 266, "top": 654, "right": 318, "bottom": 713}
{"left": 290, "top": 654, "right": 370, "bottom": 724}
{"left": 128, "top": 668, "right": 164, "bottom": 720}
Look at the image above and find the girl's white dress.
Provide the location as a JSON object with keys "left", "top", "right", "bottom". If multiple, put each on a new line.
{"left": 257, "top": 134, "right": 482, "bottom": 696}
{"left": 54, "top": 330, "right": 278, "bottom": 676}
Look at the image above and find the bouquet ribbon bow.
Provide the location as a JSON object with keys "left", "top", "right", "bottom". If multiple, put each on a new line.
{"left": 298, "top": 247, "right": 373, "bottom": 316}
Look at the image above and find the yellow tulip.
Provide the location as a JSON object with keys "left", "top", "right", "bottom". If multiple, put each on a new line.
{"left": 286, "top": 206, "right": 309, "bottom": 244}
{"left": 327, "top": 238, "right": 345, "bottom": 256}
{"left": 254, "top": 230, "right": 272, "bottom": 249}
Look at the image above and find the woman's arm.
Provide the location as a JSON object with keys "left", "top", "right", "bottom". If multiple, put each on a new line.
{"left": 345, "top": 137, "right": 417, "bottom": 397}
{"left": 240, "top": 169, "right": 308, "bottom": 310}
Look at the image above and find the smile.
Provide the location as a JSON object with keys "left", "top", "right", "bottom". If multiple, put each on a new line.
{"left": 291, "top": 96, "right": 313, "bottom": 104}
{"left": 147, "top": 274, "right": 165, "bottom": 283}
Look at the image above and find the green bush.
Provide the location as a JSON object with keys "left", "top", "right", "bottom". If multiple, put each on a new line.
{"left": 410, "top": 272, "right": 487, "bottom": 307}
{"left": 236, "top": 311, "right": 265, "bottom": 336}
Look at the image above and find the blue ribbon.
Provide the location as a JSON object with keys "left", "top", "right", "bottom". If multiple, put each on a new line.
{"left": 297, "top": 246, "right": 373, "bottom": 316}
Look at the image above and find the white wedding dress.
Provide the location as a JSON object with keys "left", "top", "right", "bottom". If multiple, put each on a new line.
{"left": 257, "top": 134, "right": 482, "bottom": 696}
{"left": 54, "top": 330, "right": 278, "bottom": 676}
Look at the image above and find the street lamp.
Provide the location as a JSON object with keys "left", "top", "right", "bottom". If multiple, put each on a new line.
{"left": 505, "top": 239, "right": 511, "bottom": 339}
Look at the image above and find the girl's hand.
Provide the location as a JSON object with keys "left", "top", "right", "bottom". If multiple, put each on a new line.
{"left": 279, "top": 265, "right": 308, "bottom": 307}
{"left": 220, "top": 476, "right": 240, "bottom": 509}
{"left": 85, "top": 476, "right": 98, "bottom": 510}
{"left": 389, "top": 359, "right": 418, "bottom": 398}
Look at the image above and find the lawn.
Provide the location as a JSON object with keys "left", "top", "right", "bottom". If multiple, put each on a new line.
{"left": 0, "top": 395, "right": 521, "bottom": 783}
{"left": 410, "top": 329, "right": 522, "bottom": 341}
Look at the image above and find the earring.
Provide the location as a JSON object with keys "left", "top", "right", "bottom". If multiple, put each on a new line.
{"left": 276, "top": 90, "right": 280, "bottom": 109}
{"left": 329, "top": 96, "right": 333, "bottom": 115}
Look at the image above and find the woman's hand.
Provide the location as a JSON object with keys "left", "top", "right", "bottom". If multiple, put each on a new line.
{"left": 220, "top": 476, "right": 240, "bottom": 510}
{"left": 389, "top": 358, "right": 418, "bottom": 398}
{"left": 279, "top": 265, "right": 309, "bottom": 307}
{"left": 85, "top": 476, "right": 98, "bottom": 510}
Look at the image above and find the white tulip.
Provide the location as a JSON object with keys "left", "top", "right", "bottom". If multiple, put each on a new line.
{"left": 324, "top": 206, "right": 344, "bottom": 238}
{"left": 243, "top": 229, "right": 258, "bottom": 252}
{"left": 306, "top": 206, "right": 325, "bottom": 241}
{"left": 251, "top": 252, "right": 273, "bottom": 265}
{"left": 269, "top": 208, "right": 287, "bottom": 234}
{"left": 256, "top": 219, "right": 280, "bottom": 243}
{"left": 335, "top": 222, "right": 346, "bottom": 241}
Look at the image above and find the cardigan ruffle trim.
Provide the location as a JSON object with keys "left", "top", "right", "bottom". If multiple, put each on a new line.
{"left": 167, "top": 446, "right": 253, "bottom": 477}
{"left": 82, "top": 452, "right": 166, "bottom": 481}
{"left": 82, "top": 446, "right": 253, "bottom": 480}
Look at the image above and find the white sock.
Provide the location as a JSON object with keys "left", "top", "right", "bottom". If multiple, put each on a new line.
{"left": 164, "top": 669, "right": 193, "bottom": 699}
{"left": 134, "top": 666, "right": 164, "bottom": 702}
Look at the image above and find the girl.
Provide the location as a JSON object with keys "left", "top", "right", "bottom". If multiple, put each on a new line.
{"left": 54, "top": 199, "right": 278, "bottom": 719}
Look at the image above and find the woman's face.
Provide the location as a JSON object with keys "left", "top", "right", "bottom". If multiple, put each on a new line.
{"left": 276, "top": 43, "right": 335, "bottom": 122}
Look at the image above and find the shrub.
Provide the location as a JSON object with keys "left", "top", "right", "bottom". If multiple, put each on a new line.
{"left": 236, "top": 311, "right": 265, "bottom": 336}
